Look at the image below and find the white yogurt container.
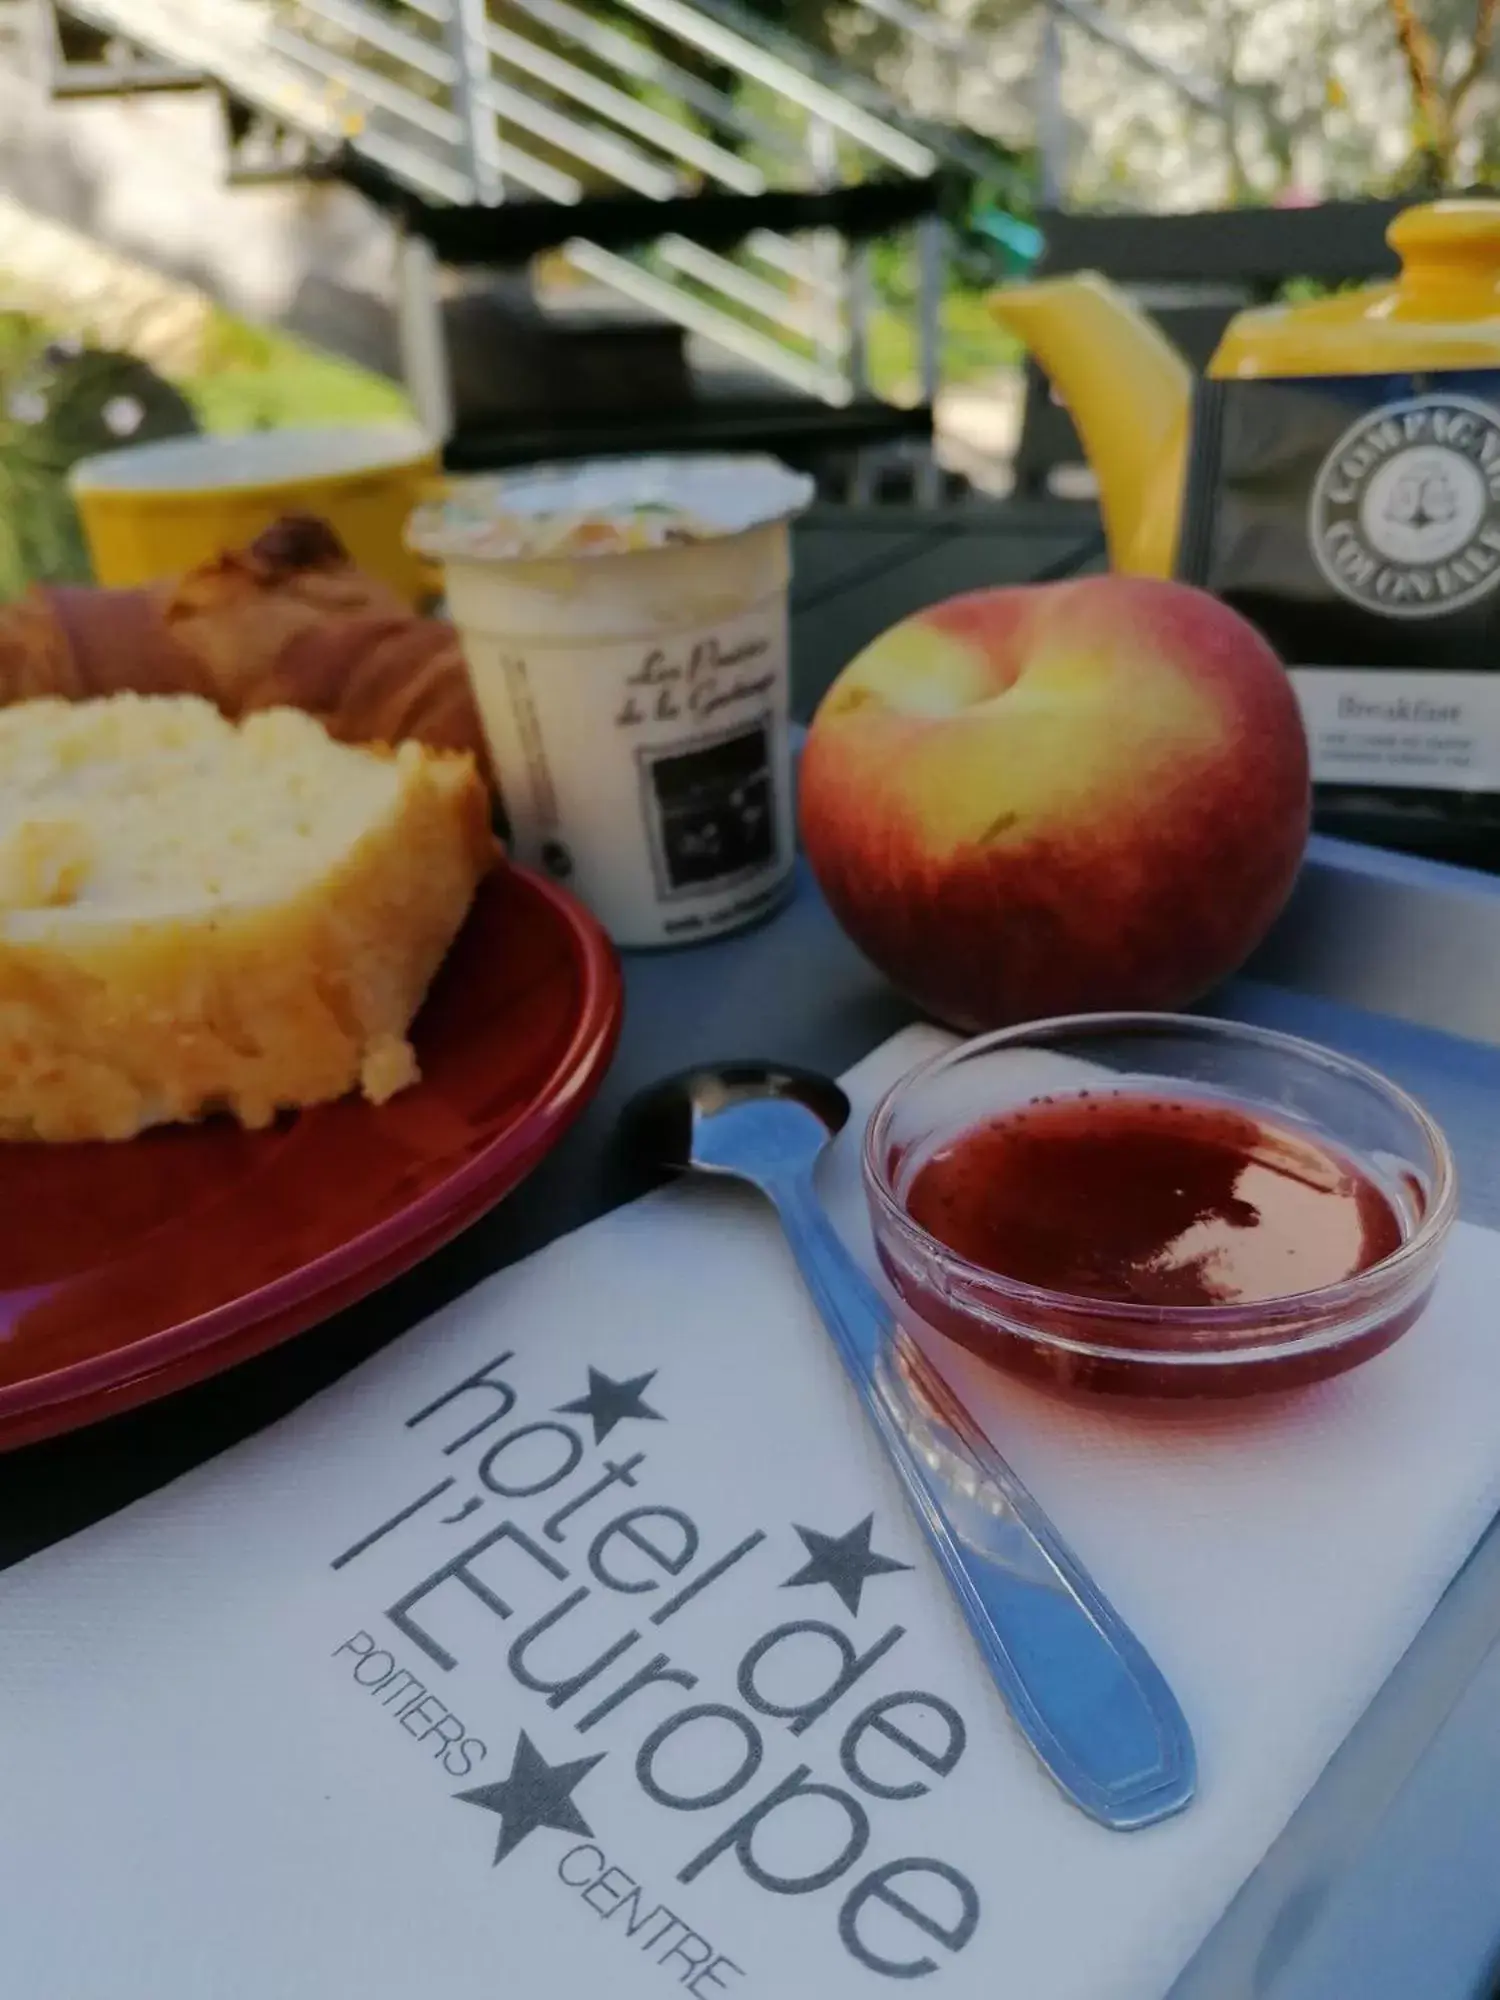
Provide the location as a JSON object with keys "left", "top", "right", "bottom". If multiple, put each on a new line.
{"left": 409, "top": 456, "right": 814, "bottom": 947}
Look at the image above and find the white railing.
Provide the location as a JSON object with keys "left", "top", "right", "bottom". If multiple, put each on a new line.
{"left": 55, "top": 0, "right": 962, "bottom": 408}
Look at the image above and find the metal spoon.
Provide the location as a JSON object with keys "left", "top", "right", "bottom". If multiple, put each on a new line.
{"left": 625, "top": 1061, "right": 1196, "bottom": 1831}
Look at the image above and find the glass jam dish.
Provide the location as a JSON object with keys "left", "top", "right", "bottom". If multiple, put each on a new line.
{"left": 863, "top": 1015, "right": 1457, "bottom": 1400}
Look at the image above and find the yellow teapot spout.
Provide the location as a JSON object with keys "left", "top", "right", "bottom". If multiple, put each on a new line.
{"left": 990, "top": 274, "right": 1193, "bottom": 577}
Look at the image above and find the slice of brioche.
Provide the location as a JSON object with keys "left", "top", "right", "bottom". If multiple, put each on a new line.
{"left": 0, "top": 694, "right": 495, "bottom": 1141}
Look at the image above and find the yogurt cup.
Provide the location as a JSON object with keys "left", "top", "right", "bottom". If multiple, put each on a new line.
{"left": 409, "top": 456, "right": 814, "bottom": 947}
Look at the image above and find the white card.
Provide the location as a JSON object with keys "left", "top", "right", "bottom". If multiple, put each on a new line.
{"left": 5, "top": 1026, "right": 1500, "bottom": 2000}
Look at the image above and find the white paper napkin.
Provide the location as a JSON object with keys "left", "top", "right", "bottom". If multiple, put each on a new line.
{"left": 5, "top": 1025, "right": 1500, "bottom": 2000}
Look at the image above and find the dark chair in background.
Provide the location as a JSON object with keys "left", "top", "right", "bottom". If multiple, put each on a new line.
{"left": 1010, "top": 198, "right": 1414, "bottom": 503}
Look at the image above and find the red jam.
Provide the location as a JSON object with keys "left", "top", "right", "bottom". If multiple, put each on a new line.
{"left": 906, "top": 1093, "right": 1403, "bottom": 1308}
{"left": 888, "top": 1093, "right": 1422, "bottom": 1399}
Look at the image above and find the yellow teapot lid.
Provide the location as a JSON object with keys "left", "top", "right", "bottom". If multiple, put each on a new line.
{"left": 1389, "top": 198, "right": 1500, "bottom": 267}
{"left": 1210, "top": 200, "right": 1500, "bottom": 381}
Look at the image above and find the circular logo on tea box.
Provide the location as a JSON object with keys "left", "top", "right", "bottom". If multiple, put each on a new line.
{"left": 1309, "top": 393, "right": 1500, "bottom": 619}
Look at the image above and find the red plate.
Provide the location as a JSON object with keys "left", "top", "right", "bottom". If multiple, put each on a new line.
{"left": 0, "top": 863, "right": 622, "bottom": 1452}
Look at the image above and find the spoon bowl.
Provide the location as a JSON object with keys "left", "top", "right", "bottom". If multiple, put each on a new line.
{"left": 627, "top": 1063, "right": 851, "bottom": 1181}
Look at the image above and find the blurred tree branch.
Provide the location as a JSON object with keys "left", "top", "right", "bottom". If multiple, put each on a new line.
{"left": 1389, "top": 0, "right": 1499, "bottom": 183}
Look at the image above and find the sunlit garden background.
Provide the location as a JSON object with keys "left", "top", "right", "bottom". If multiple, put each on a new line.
{"left": 3, "top": 0, "right": 1499, "bottom": 598}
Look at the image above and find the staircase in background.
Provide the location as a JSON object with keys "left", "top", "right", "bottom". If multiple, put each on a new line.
{"left": 13, "top": 0, "right": 1008, "bottom": 452}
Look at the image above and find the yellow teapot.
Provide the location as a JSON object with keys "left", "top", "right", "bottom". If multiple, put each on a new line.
{"left": 991, "top": 200, "right": 1500, "bottom": 578}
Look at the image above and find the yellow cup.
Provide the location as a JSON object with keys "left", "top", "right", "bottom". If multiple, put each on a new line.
{"left": 68, "top": 424, "right": 442, "bottom": 605}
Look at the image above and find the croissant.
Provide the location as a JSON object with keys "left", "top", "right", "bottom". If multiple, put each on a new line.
{"left": 0, "top": 515, "right": 491, "bottom": 779}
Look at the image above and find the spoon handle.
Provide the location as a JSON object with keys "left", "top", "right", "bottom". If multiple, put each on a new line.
{"left": 771, "top": 1172, "right": 1196, "bottom": 1831}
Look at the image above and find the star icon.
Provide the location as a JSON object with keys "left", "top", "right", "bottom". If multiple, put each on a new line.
{"left": 456, "top": 1731, "right": 604, "bottom": 1867}
{"left": 556, "top": 1366, "right": 664, "bottom": 1444}
{"left": 782, "top": 1515, "right": 912, "bottom": 1617}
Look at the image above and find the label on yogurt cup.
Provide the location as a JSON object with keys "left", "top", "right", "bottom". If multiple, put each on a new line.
{"left": 457, "top": 583, "right": 796, "bottom": 948}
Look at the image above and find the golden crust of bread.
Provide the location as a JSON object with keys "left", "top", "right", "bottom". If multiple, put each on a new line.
{"left": 0, "top": 517, "right": 492, "bottom": 781}
{"left": 0, "top": 696, "right": 496, "bottom": 1142}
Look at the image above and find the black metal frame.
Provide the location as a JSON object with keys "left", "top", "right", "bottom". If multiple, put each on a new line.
{"left": 338, "top": 148, "right": 957, "bottom": 267}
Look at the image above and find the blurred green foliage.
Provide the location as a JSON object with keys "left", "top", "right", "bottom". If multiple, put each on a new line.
{"left": 0, "top": 305, "right": 409, "bottom": 599}
{"left": 0, "top": 317, "right": 102, "bottom": 599}
{"left": 188, "top": 309, "right": 410, "bottom": 431}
